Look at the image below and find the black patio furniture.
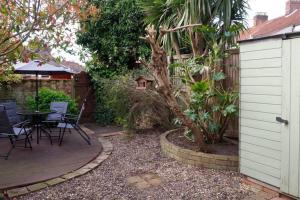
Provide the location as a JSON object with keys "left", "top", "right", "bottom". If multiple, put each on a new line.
{"left": 17, "top": 110, "right": 54, "bottom": 145}
{"left": 0, "top": 106, "right": 33, "bottom": 160}
{"left": 46, "top": 102, "right": 69, "bottom": 122}
{"left": 42, "top": 101, "right": 69, "bottom": 133}
{"left": 57, "top": 100, "right": 91, "bottom": 146}
{"left": 0, "top": 100, "right": 22, "bottom": 125}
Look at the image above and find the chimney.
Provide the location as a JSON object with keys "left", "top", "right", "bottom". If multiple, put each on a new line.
{"left": 253, "top": 12, "right": 268, "bottom": 26}
{"left": 286, "top": 0, "right": 300, "bottom": 15}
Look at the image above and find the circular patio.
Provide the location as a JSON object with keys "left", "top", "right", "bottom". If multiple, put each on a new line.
{"left": 0, "top": 129, "right": 102, "bottom": 190}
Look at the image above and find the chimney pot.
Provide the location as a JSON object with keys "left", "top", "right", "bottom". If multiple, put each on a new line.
{"left": 254, "top": 12, "right": 268, "bottom": 26}
{"left": 286, "top": 0, "right": 300, "bottom": 15}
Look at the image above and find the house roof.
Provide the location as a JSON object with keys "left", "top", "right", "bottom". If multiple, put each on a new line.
{"left": 239, "top": 9, "right": 300, "bottom": 41}
{"left": 239, "top": 31, "right": 300, "bottom": 44}
{"left": 61, "top": 61, "right": 85, "bottom": 73}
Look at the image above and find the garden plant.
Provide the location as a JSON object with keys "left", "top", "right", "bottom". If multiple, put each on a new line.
{"left": 26, "top": 87, "right": 78, "bottom": 114}
{"left": 138, "top": 0, "right": 248, "bottom": 150}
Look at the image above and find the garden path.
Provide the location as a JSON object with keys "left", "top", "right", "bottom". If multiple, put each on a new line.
{"left": 18, "top": 126, "right": 254, "bottom": 200}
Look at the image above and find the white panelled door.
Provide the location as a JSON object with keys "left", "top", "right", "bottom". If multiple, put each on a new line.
{"left": 281, "top": 38, "right": 300, "bottom": 197}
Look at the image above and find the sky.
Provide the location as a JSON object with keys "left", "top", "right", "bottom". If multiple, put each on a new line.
{"left": 61, "top": 0, "right": 288, "bottom": 65}
{"left": 247, "top": 0, "right": 287, "bottom": 26}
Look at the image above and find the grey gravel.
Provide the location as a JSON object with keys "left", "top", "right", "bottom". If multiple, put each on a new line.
{"left": 18, "top": 130, "right": 253, "bottom": 200}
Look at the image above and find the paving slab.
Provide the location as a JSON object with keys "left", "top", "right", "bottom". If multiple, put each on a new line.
{"left": 84, "top": 124, "right": 123, "bottom": 136}
{"left": 27, "top": 183, "right": 48, "bottom": 192}
{"left": 6, "top": 187, "right": 28, "bottom": 197}
{"left": 127, "top": 176, "right": 144, "bottom": 184}
{"left": 135, "top": 181, "right": 151, "bottom": 189}
{"left": 147, "top": 178, "right": 162, "bottom": 186}
{"left": 45, "top": 177, "right": 66, "bottom": 186}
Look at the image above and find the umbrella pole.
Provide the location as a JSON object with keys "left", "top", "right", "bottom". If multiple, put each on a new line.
{"left": 35, "top": 72, "right": 39, "bottom": 111}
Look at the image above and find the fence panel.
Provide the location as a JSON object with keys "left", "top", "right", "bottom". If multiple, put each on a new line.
{"left": 74, "top": 72, "right": 95, "bottom": 123}
{"left": 224, "top": 49, "right": 240, "bottom": 138}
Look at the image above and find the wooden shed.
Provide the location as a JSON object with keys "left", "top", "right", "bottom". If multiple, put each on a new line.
{"left": 239, "top": 32, "right": 300, "bottom": 198}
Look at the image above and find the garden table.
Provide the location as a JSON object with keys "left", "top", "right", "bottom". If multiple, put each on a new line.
{"left": 17, "top": 111, "right": 55, "bottom": 144}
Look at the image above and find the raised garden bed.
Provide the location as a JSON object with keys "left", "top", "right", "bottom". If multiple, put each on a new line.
{"left": 160, "top": 129, "right": 239, "bottom": 171}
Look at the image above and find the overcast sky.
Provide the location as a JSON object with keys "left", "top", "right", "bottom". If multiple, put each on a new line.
{"left": 247, "top": 0, "right": 287, "bottom": 26}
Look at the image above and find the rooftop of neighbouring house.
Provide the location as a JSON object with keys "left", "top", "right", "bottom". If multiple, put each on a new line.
{"left": 61, "top": 60, "right": 85, "bottom": 73}
{"left": 239, "top": 0, "right": 300, "bottom": 41}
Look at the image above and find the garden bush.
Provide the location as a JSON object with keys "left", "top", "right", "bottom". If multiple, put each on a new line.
{"left": 92, "top": 69, "right": 173, "bottom": 132}
{"left": 25, "top": 87, "right": 78, "bottom": 114}
{"left": 171, "top": 38, "right": 239, "bottom": 143}
{"left": 92, "top": 78, "right": 116, "bottom": 125}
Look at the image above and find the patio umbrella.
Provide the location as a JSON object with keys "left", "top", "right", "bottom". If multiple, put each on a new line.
{"left": 14, "top": 60, "right": 77, "bottom": 111}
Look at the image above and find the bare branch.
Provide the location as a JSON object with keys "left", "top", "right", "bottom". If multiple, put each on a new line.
{"left": 160, "top": 23, "right": 203, "bottom": 34}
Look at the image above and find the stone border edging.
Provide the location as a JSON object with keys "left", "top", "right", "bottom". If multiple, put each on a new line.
{"left": 160, "top": 129, "right": 238, "bottom": 171}
{"left": 4, "top": 127, "right": 113, "bottom": 198}
{"left": 82, "top": 124, "right": 124, "bottom": 137}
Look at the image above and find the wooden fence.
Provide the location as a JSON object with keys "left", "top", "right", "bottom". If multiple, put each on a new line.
{"left": 74, "top": 72, "right": 95, "bottom": 123}
{"left": 223, "top": 49, "right": 240, "bottom": 90}
{"left": 223, "top": 49, "right": 240, "bottom": 138}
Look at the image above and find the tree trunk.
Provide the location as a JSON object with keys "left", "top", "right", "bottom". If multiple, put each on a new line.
{"left": 171, "top": 36, "right": 182, "bottom": 62}
{"left": 142, "top": 26, "right": 206, "bottom": 150}
{"left": 218, "top": 117, "right": 230, "bottom": 142}
{"left": 188, "top": 28, "right": 204, "bottom": 57}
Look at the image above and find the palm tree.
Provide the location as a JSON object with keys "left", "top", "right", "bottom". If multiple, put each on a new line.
{"left": 138, "top": 0, "right": 248, "bottom": 57}
{"left": 138, "top": 0, "right": 248, "bottom": 149}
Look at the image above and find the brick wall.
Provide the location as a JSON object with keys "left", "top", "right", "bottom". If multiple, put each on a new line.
{"left": 0, "top": 79, "right": 74, "bottom": 109}
{"left": 160, "top": 129, "right": 239, "bottom": 171}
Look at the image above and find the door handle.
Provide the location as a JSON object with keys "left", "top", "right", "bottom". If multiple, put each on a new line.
{"left": 276, "top": 117, "right": 289, "bottom": 125}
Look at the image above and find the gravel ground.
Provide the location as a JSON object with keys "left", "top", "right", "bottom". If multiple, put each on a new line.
{"left": 19, "top": 130, "right": 253, "bottom": 200}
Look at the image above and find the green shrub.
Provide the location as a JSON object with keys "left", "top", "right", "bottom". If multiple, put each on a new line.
{"left": 92, "top": 68, "right": 152, "bottom": 125}
{"left": 173, "top": 41, "right": 239, "bottom": 143}
{"left": 105, "top": 73, "right": 172, "bottom": 132}
{"left": 92, "top": 68, "right": 173, "bottom": 132}
{"left": 92, "top": 78, "right": 116, "bottom": 125}
{"left": 25, "top": 87, "right": 78, "bottom": 114}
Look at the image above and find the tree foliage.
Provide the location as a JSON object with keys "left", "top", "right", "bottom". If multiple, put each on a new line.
{"left": 139, "top": 0, "right": 248, "bottom": 149}
{"left": 0, "top": 67, "right": 22, "bottom": 86}
{"left": 138, "top": 0, "right": 248, "bottom": 56}
{"left": 77, "top": 0, "right": 150, "bottom": 77}
{"left": 0, "top": 0, "right": 99, "bottom": 70}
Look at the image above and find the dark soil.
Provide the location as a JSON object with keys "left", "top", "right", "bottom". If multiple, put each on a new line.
{"left": 167, "top": 130, "right": 238, "bottom": 156}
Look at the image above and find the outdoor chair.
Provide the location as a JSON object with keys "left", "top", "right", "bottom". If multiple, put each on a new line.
{"left": 42, "top": 101, "right": 68, "bottom": 129}
{"left": 57, "top": 100, "right": 91, "bottom": 146}
{"left": 0, "top": 100, "right": 21, "bottom": 125}
{"left": 46, "top": 101, "right": 69, "bottom": 122}
{"left": 41, "top": 101, "right": 69, "bottom": 137}
{"left": 0, "top": 105, "right": 32, "bottom": 160}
